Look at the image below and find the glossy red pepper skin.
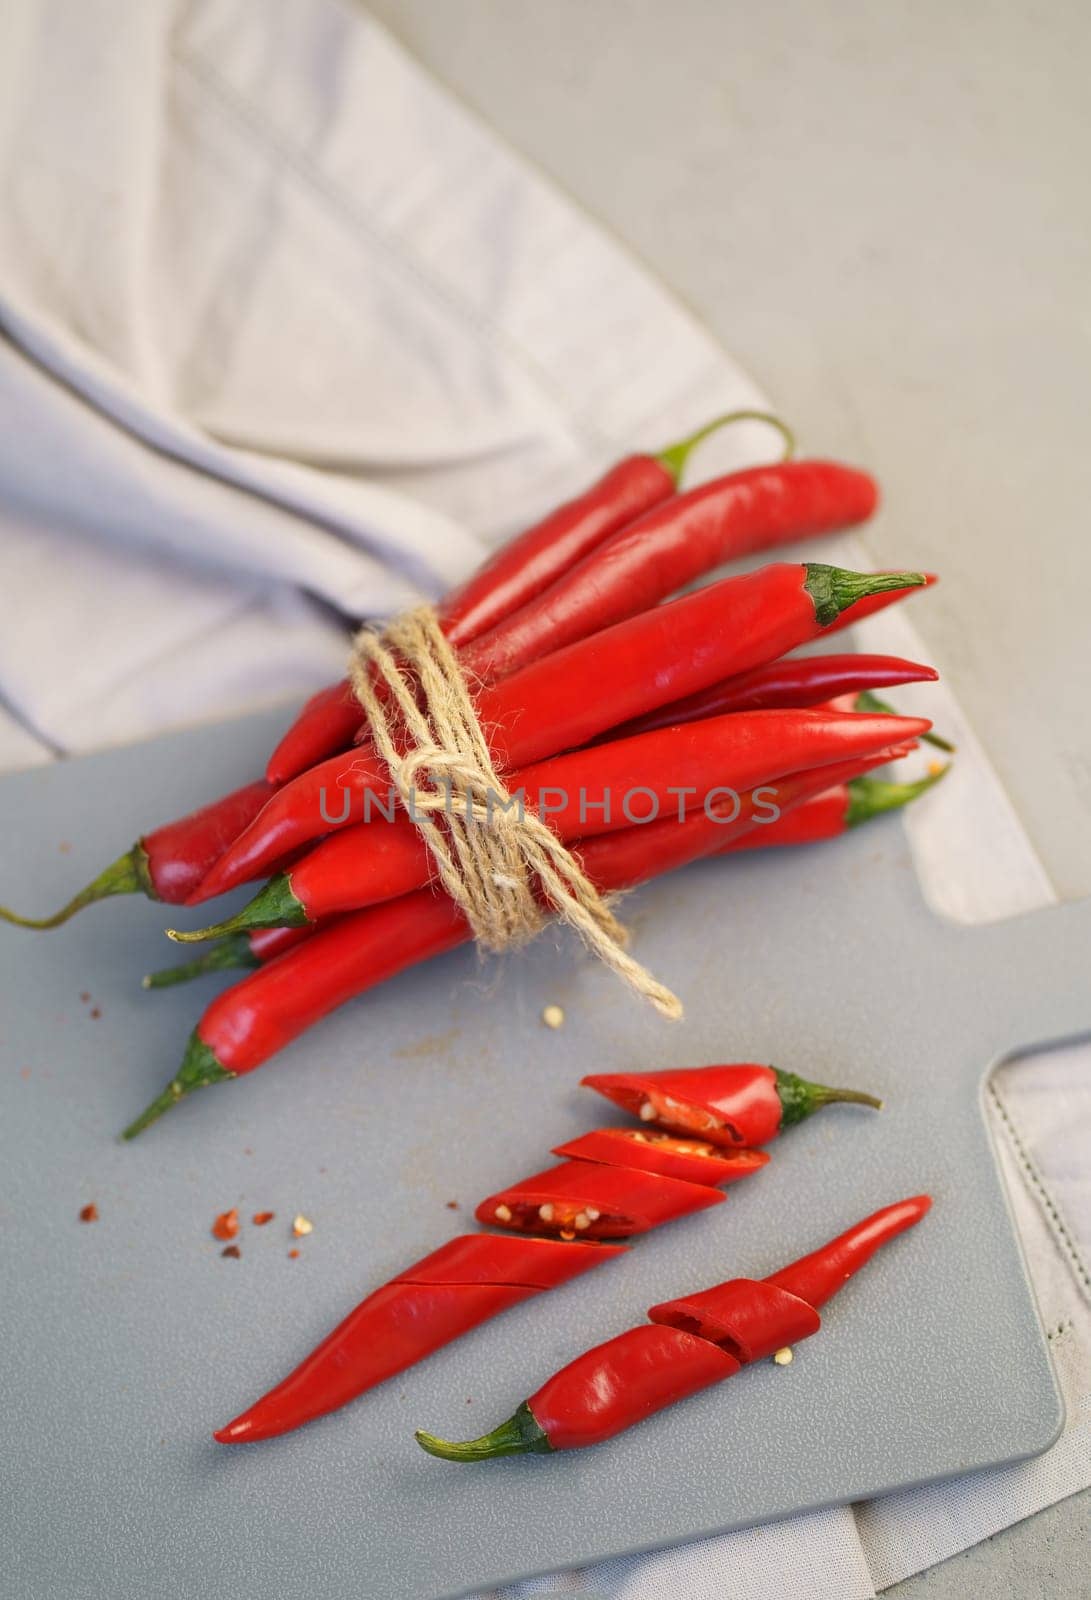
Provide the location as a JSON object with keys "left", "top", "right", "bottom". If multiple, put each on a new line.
{"left": 460, "top": 461, "right": 879, "bottom": 682}
{"left": 417, "top": 1197, "right": 931, "bottom": 1459}
{"left": 551, "top": 1130, "right": 769, "bottom": 1188}
{"left": 215, "top": 1234, "right": 622, "bottom": 1443}
{"left": 583, "top": 1064, "right": 788, "bottom": 1147}
{"left": 264, "top": 456, "right": 678, "bottom": 784}
{"left": 604, "top": 653, "right": 938, "bottom": 742}
{"left": 718, "top": 786, "right": 853, "bottom": 851}
{"left": 197, "top": 563, "right": 926, "bottom": 897}
{"left": 188, "top": 708, "right": 928, "bottom": 933}
{"left": 475, "top": 1159, "right": 724, "bottom": 1239}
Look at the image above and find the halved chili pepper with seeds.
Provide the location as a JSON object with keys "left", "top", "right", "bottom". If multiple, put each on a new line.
{"left": 214, "top": 1234, "right": 624, "bottom": 1444}
{"left": 551, "top": 1129, "right": 769, "bottom": 1188}
{"left": 583, "top": 1063, "right": 882, "bottom": 1148}
{"left": 415, "top": 1196, "right": 931, "bottom": 1460}
{"left": 475, "top": 1159, "right": 724, "bottom": 1239}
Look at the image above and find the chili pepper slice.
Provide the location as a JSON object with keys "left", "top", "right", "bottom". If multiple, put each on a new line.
{"left": 214, "top": 1233, "right": 624, "bottom": 1443}
{"left": 196, "top": 563, "right": 926, "bottom": 898}
{"left": 719, "top": 764, "right": 949, "bottom": 854}
{"left": 141, "top": 923, "right": 320, "bottom": 990}
{"left": 583, "top": 1063, "right": 882, "bottom": 1147}
{"left": 123, "top": 749, "right": 905, "bottom": 1136}
{"left": 476, "top": 1159, "right": 724, "bottom": 1239}
{"left": 0, "top": 778, "right": 273, "bottom": 930}
{"left": 459, "top": 459, "right": 878, "bottom": 682}
{"left": 176, "top": 707, "right": 930, "bottom": 939}
{"left": 551, "top": 1129, "right": 769, "bottom": 1188}
{"left": 264, "top": 413, "right": 786, "bottom": 783}
{"left": 415, "top": 1196, "right": 931, "bottom": 1459}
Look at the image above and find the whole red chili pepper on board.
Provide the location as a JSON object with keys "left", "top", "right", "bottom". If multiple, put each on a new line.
{"left": 719, "top": 765, "right": 949, "bottom": 854}
{"left": 415, "top": 1197, "right": 931, "bottom": 1460}
{"left": 459, "top": 459, "right": 879, "bottom": 683}
{"left": 175, "top": 707, "right": 929, "bottom": 940}
{"left": 123, "top": 747, "right": 906, "bottom": 1137}
{"left": 265, "top": 412, "right": 790, "bottom": 783}
{"left": 195, "top": 563, "right": 926, "bottom": 899}
{"left": 582, "top": 1063, "right": 882, "bottom": 1149}
{"left": 0, "top": 778, "right": 274, "bottom": 930}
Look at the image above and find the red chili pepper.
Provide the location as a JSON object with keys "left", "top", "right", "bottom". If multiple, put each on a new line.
{"left": 459, "top": 460, "right": 878, "bottom": 682}
{"left": 264, "top": 413, "right": 784, "bottom": 783}
{"left": 475, "top": 1159, "right": 724, "bottom": 1240}
{"left": 141, "top": 922, "right": 321, "bottom": 990}
{"left": 414, "top": 1196, "right": 931, "bottom": 1459}
{"left": 176, "top": 707, "right": 929, "bottom": 940}
{"left": 121, "top": 747, "right": 902, "bottom": 1136}
{"left": 720, "top": 765, "right": 949, "bottom": 854}
{"left": 583, "top": 1063, "right": 882, "bottom": 1148}
{"left": 819, "top": 690, "right": 955, "bottom": 754}
{"left": 551, "top": 1130, "right": 769, "bottom": 1188}
{"left": 602, "top": 653, "right": 938, "bottom": 742}
{"left": 196, "top": 563, "right": 926, "bottom": 898}
{"left": 0, "top": 778, "right": 274, "bottom": 930}
{"left": 821, "top": 571, "right": 938, "bottom": 636}
{"left": 214, "top": 1233, "right": 624, "bottom": 1444}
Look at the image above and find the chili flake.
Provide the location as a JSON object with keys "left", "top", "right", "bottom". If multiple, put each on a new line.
{"left": 252, "top": 1211, "right": 275, "bottom": 1226}
{"left": 212, "top": 1208, "right": 240, "bottom": 1241}
{"left": 288, "top": 1249, "right": 300, "bottom": 1259}
{"left": 78, "top": 1202, "right": 98, "bottom": 1223}
{"left": 221, "top": 1245, "right": 241, "bottom": 1260}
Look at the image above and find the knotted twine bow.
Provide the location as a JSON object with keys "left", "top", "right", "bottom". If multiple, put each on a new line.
{"left": 348, "top": 608, "right": 682, "bottom": 1019}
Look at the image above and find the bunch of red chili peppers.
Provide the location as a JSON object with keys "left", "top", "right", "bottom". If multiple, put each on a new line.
{"left": 0, "top": 413, "right": 949, "bottom": 1135}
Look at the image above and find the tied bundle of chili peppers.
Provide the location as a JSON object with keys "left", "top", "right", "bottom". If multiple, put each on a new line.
{"left": 0, "top": 414, "right": 950, "bottom": 1135}
{"left": 214, "top": 1060, "right": 884, "bottom": 1443}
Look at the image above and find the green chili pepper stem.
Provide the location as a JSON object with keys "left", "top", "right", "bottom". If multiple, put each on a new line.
{"left": 0, "top": 844, "right": 155, "bottom": 929}
{"left": 845, "top": 764, "right": 950, "bottom": 829}
{"left": 415, "top": 1401, "right": 552, "bottom": 1462}
{"left": 803, "top": 565, "right": 926, "bottom": 629}
{"left": 142, "top": 934, "right": 261, "bottom": 989}
{"left": 854, "top": 691, "right": 955, "bottom": 753}
{"left": 120, "top": 1034, "right": 232, "bottom": 1140}
{"left": 774, "top": 1067, "right": 883, "bottom": 1128}
{"left": 655, "top": 411, "right": 794, "bottom": 485}
{"left": 166, "top": 873, "right": 308, "bottom": 944}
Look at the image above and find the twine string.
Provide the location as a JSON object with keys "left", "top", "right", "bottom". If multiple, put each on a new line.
{"left": 348, "top": 608, "right": 682, "bottom": 1019}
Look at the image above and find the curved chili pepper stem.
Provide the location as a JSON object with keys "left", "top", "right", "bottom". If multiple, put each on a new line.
{"left": 845, "top": 764, "right": 950, "bottom": 828}
{"left": 774, "top": 1067, "right": 883, "bottom": 1128}
{"left": 853, "top": 691, "right": 955, "bottom": 753}
{"left": 166, "top": 873, "right": 308, "bottom": 944}
{"left": 415, "top": 1401, "right": 552, "bottom": 1462}
{"left": 142, "top": 934, "right": 261, "bottom": 989}
{"left": 655, "top": 411, "right": 795, "bottom": 485}
{"left": 0, "top": 844, "right": 155, "bottom": 929}
{"left": 804, "top": 565, "right": 926, "bottom": 629}
{"left": 120, "top": 1034, "right": 232, "bottom": 1140}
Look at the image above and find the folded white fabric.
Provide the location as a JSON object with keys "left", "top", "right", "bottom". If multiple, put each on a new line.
{"left": 0, "top": 3, "right": 1086, "bottom": 1597}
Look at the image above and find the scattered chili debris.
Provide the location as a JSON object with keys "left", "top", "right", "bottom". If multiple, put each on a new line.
{"left": 90, "top": 1007, "right": 102, "bottom": 1020}
{"left": 212, "top": 1208, "right": 240, "bottom": 1241}
{"left": 288, "top": 1249, "right": 300, "bottom": 1260}
{"left": 541, "top": 1003, "right": 565, "bottom": 1030}
{"left": 78, "top": 1203, "right": 99, "bottom": 1223}
{"left": 221, "top": 1245, "right": 242, "bottom": 1260}
{"left": 292, "top": 1214, "right": 313, "bottom": 1237}
{"left": 928, "top": 758, "right": 946, "bottom": 777}
{"left": 445, "top": 1200, "right": 460, "bottom": 1211}
{"left": 79, "top": 992, "right": 91, "bottom": 1004}
{"left": 773, "top": 1347, "right": 794, "bottom": 1366}
{"left": 252, "top": 1211, "right": 275, "bottom": 1226}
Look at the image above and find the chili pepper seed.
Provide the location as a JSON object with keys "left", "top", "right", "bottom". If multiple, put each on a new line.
{"left": 773, "top": 1347, "right": 794, "bottom": 1366}
{"left": 541, "top": 1004, "right": 565, "bottom": 1030}
{"left": 292, "top": 1214, "right": 313, "bottom": 1237}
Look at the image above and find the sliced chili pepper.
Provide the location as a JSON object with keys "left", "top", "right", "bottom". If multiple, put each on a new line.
{"left": 583, "top": 1063, "right": 882, "bottom": 1148}
{"left": 415, "top": 1196, "right": 931, "bottom": 1459}
{"left": 176, "top": 707, "right": 929, "bottom": 939}
{"left": 0, "top": 778, "right": 273, "bottom": 930}
{"left": 214, "top": 1233, "right": 624, "bottom": 1443}
{"left": 459, "top": 460, "right": 878, "bottom": 682}
{"left": 552, "top": 1129, "right": 769, "bottom": 1187}
{"left": 122, "top": 748, "right": 905, "bottom": 1136}
{"left": 475, "top": 1159, "right": 724, "bottom": 1240}
{"left": 141, "top": 923, "right": 320, "bottom": 990}
{"left": 264, "top": 413, "right": 785, "bottom": 783}
{"left": 720, "top": 765, "right": 949, "bottom": 853}
{"left": 602, "top": 653, "right": 938, "bottom": 742}
{"left": 196, "top": 563, "right": 926, "bottom": 898}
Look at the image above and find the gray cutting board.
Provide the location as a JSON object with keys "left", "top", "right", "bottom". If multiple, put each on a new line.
{"left": 1, "top": 709, "right": 1088, "bottom": 1600}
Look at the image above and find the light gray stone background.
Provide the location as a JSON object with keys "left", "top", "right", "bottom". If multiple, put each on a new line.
{"left": 362, "top": 1, "right": 1091, "bottom": 1591}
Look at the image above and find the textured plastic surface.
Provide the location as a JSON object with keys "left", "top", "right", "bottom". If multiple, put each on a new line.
{"left": 1, "top": 709, "right": 1088, "bottom": 1600}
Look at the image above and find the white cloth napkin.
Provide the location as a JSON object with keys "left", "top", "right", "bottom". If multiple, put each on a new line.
{"left": 0, "top": 3, "right": 1086, "bottom": 1595}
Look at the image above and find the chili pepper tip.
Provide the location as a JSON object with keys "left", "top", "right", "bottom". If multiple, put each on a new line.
{"left": 854, "top": 692, "right": 955, "bottom": 754}
{"left": 804, "top": 565, "right": 926, "bottom": 629}
{"left": 142, "top": 933, "right": 261, "bottom": 989}
{"left": 845, "top": 764, "right": 950, "bottom": 829}
{"left": 415, "top": 1402, "right": 552, "bottom": 1463}
{"left": 655, "top": 410, "right": 795, "bottom": 484}
{"left": 0, "top": 846, "right": 153, "bottom": 930}
{"left": 774, "top": 1067, "right": 883, "bottom": 1128}
{"left": 167, "top": 873, "right": 307, "bottom": 944}
{"left": 120, "top": 1033, "right": 233, "bottom": 1140}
